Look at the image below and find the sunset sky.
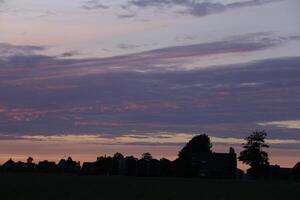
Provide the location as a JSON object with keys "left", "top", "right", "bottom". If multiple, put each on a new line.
{"left": 0, "top": 0, "right": 300, "bottom": 168}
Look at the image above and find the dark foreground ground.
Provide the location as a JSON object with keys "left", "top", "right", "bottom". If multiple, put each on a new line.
{"left": 0, "top": 174, "right": 299, "bottom": 200}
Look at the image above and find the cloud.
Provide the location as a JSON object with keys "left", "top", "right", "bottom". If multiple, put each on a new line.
{"left": 60, "top": 51, "right": 80, "bottom": 58}
{"left": 0, "top": 43, "right": 45, "bottom": 59}
{"left": 258, "top": 120, "right": 300, "bottom": 130}
{"left": 0, "top": 0, "right": 4, "bottom": 6}
{"left": 117, "top": 43, "right": 142, "bottom": 50}
{"left": 127, "top": 0, "right": 282, "bottom": 17}
{"left": 1, "top": 55, "right": 300, "bottom": 141}
{"left": 79, "top": 0, "right": 281, "bottom": 18}
{"left": 2, "top": 32, "right": 298, "bottom": 84}
{"left": 141, "top": 32, "right": 287, "bottom": 60}
{"left": 1, "top": 32, "right": 300, "bottom": 141}
{"left": 117, "top": 13, "right": 137, "bottom": 18}
{"left": 130, "top": 0, "right": 171, "bottom": 7}
{"left": 17, "top": 133, "right": 300, "bottom": 147}
{"left": 82, "top": 0, "right": 109, "bottom": 10}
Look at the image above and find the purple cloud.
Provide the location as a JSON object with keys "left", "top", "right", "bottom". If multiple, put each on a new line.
{"left": 2, "top": 32, "right": 298, "bottom": 84}
{"left": 1, "top": 56, "right": 300, "bottom": 142}
{"left": 127, "top": 0, "right": 282, "bottom": 17}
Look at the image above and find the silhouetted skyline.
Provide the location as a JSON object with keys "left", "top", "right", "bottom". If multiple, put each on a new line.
{"left": 1, "top": 134, "right": 299, "bottom": 181}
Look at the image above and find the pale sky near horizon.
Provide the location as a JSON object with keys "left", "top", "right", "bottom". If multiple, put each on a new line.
{"left": 0, "top": 0, "right": 300, "bottom": 168}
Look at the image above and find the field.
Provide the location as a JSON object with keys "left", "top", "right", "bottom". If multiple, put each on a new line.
{"left": 0, "top": 174, "right": 299, "bottom": 200}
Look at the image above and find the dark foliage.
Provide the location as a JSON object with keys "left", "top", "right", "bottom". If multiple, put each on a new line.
{"left": 179, "top": 134, "right": 212, "bottom": 160}
{"left": 292, "top": 162, "right": 300, "bottom": 181}
{"left": 239, "top": 130, "right": 270, "bottom": 179}
{"left": 239, "top": 131, "right": 269, "bottom": 168}
{"left": 175, "top": 134, "right": 213, "bottom": 176}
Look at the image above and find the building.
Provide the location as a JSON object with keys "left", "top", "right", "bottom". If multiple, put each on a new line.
{"left": 2, "top": 158, "right": 36, "bottom": 172}
{"left": 269, "top": 165, "right": 292, "bottom": 180}
{"left": 58, "top": 157, "right": 80, "bottom": 173}
{"left": 2, "top": 158, "right": 16, "bottom": 171}
{"left": 192, "top": 147, "right": 237, "bottom": 178}
{"left": 37, "top": 160, "right": 57, "bottom": 173}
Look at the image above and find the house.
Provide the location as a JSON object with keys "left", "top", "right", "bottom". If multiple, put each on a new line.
{"left": 2, "top": 158, "right": 16, "bottom": 171}
{"left": 58, "top": 157, "right": 80, "bottom": 173}
{"left": 269, "top": 165, "right": 292, "bottom": 180}
{"left": 15, "top": 161, "right": 28, "bottom": 171}
{"left": 192, "top": 147, "right": 237, "bottom": 178}
{"left": 37, "top": 160, "right": 57, "bottom": 173}
{"left": 2, "top": 158, "right": 36, "bottom": 172}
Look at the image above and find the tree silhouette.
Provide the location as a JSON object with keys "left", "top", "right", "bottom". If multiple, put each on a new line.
{"left": 292, "top": 162, "right": 300, "bottom": 180}
{"left": 67, "top": 157, "right": 73, "bottom": 163}
{"left": 239, "top": 130, "right": 270, "bottom": 178}
{"left": 27, "top": 156, "right": 34, "bottom": 164}
{"left": 175, "top": 134, "right": 212, "bottom": 176}
{"left": 26, "top": 156, "right": 35, "bottom": 171}
{"left": 124, "top": 156, "right": 137, "bottom": 176}
{"left": 179, "top": 134, "right": 212, "bottom": 160}
{"left": 112, "top": 152, "right": 124, "bottom": 175}
{"left": 113, "top": 152, "right": 124, "bottom": 160}
{"left": 159, "top": 158, "right": 173, "bottom": 177}
{"left": 239, "top": 131, "right": 269, "bottom": 168}
{"left": 141, "top": 152, "right": 153, "bottom": 161}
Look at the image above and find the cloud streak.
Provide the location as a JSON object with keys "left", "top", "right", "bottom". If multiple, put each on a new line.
{"left": 1, "top": 32, "right": 298, "bottom": 84}
{"left": 0, "top": 43, "right": 45, "bottom": 59}
{"left": 259, "top": 120, "right": 300, "bottom": 130}
{"left": 16, "top": 133, "right": 300, "bottom": 147}
{"left": 127, "top": 0, "right": 282, "bottom": 17}
{"left": 82, "top": 0, "right": 109, "bottom": 10}
{"left": 1, "top": 55, "right": 300, "bottom": 141}
{"left": 0, "top": 32, "right": 300, "bottom": 149}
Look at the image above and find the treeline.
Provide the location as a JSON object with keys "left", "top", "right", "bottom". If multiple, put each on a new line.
{"left": 1, "top": 132, "right": 300, "bottom": 181}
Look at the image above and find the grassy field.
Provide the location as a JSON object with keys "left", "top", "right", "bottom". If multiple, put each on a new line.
{"left": 0, "top": 174, "right": 299, "bottom": 200}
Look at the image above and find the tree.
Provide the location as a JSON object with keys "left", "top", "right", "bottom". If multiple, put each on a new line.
{"left": 141, "top": 152, "right": 153, "bottom": 161}
{"left": 112, "top": 152, "right": 124, "bottom": 175}
{"left": 67, "top": 157, "right": 73, "bottom": 162}
{"left": 26, "top": 156, "right": 35, "bottom": 171}
{"left": 159, "top": 158, "right": 173, "bottom": 177}
{"left": 292, "top": 162, "right": 300, "bottom": 180}
{"left": 178, "top": 134, "right": 212, "bottom": 160}
{"left": 113, "top": 152, "right": 124, "bottom": 160}
{"left": 27, "top": 156, "right": 34, "bottom": 164}
{"left": 175, "top": 134, "right": 212, "bottom": 176}
{"left": 239, "top": 130, "right": 270, "bottom": 169}
{"left": 124, "top": 156, "right": 137, "bottom": 176}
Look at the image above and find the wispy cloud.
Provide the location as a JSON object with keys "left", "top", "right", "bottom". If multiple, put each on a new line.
{"left": 79, "top": 0, "right": 282, "bottom": 18}
{"left": 2, "top": 32, "right": 298, "bottom": 84}
{"left": 82, "top": 0, "right": 109, "bottom": 10}
{"left": 259, "top": 120, "right": 300, "bottom": 130}
{"left": 126, "top": 0, "right": 282, "bottom": 17}
{"left": 1, "top": 31, "right": 300, "bottom": 143}
{"left": 0, "top": 43, "right": 45, "bottom": 58}
{"left": 117, "top": 13, "right": 137, "bottom": 18}
{"left": 18, "top": 133, "right": 300, "bottom": 146}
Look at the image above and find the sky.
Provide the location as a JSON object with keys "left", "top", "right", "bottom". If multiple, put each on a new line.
{"left": 0, "top": 0, "right": 300, "bottom": 168}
